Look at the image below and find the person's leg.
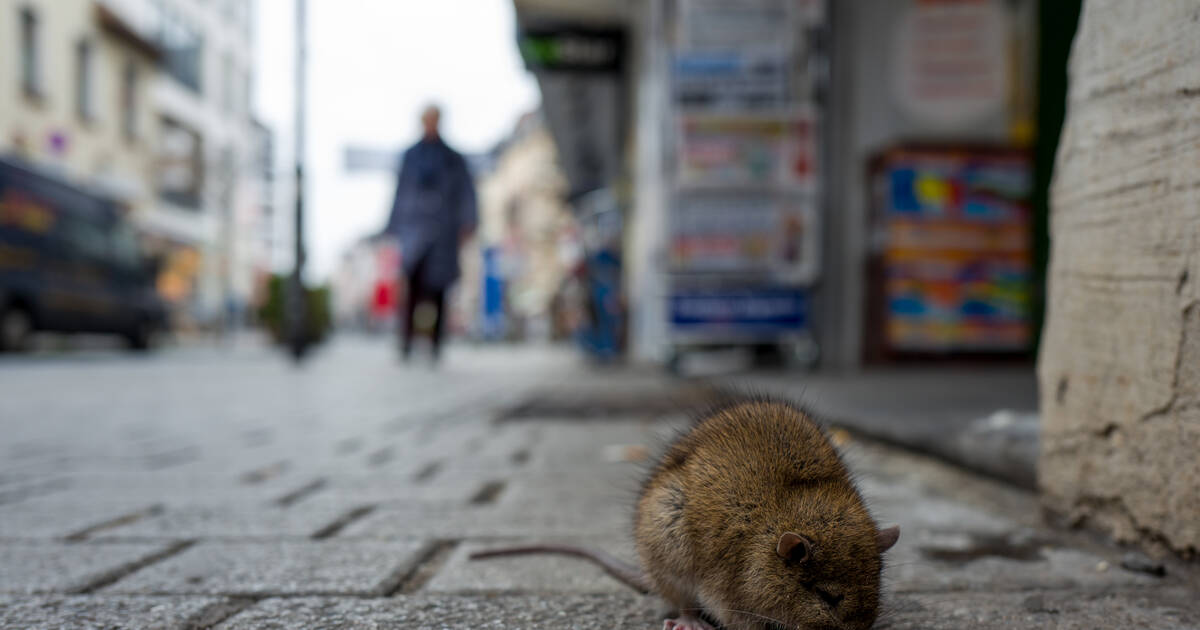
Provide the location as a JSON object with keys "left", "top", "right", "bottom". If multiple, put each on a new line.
{"left": 401, "top": 257, "right": 427, "bottom": 359}
{"left": 401, "top": 274, "right": 418, "bottom": 359}
{"left": 430, "top": 287, "right": 447, "bottom": 361}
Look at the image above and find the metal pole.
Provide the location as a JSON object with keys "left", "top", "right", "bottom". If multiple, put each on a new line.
{"left": 288, "top": 0, "right": 308, "bottom": 360}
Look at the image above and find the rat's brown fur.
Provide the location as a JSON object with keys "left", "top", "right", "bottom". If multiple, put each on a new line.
{"left": 636, "top": 397, "right": 890, "bottom": 630}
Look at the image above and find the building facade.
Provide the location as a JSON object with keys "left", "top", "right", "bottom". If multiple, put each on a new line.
{"left": 0, "top": 0, "right": 160, "bottom": 221}
{"left": 0, "top": 0, "right": 268, "bottom": 330}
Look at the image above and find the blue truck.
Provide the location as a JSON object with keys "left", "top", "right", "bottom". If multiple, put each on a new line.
{"left": 0, "top": 157, "right": 166, "bottom": 351}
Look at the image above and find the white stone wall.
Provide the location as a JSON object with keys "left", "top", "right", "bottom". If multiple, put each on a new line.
{"left": 1039, "top": 0, "right": 1200, "bottom": 556}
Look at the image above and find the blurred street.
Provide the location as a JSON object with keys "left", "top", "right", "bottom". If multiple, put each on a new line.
{"left": 3, "top": 0, "right": 1200, "bottom": 627}
{"left": 1, "top": 340, "right": 1196, "bottom": 629}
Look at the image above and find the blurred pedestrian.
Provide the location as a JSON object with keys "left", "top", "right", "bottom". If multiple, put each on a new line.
{"left": 384, "top": 105, "right": 477, "bottom": 362}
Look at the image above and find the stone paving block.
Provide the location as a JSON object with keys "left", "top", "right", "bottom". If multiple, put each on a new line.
{"left": 340, "top": 500, "right": 632, "bottom": 540}
{"left": 415, "top": 421, "right": 502, "bottom": 455}
{"left": 335, "top": 503, "right": 509, "bottom": 539}
{"left": 499, "top": 469, "right": 645, "bottom": 511}
{"left": 104, "top": 540, "right": 427, "bottom": 596}
{"left": 93, "top": 503, "right": 357, "bottom": 540}
{"left": 867, "top": 494, "right": 1017, "bottom": 535}
{"left": 0, "top": 477, "right": 70, "bottom": 506}
{"left": 846, "top": 440, "right": 1042, "bottom": 527}
{"left": 317, "top": 472, "right": 502, "bottom": 506}
{"left": 487, "top": 500, "right": 634, "bottom": 538}
{"left": 880, "top": 587, "right": 1200, "bottom": 629}
{"left": 45, "top": 472, "right": 289, "bottom": 510}
{"left": 886, "top": 543, "right": 1164, "bottom": 594}
{"left": 0, "top": 595, "right": 231, "bottom": 629}
{"left": 0, "top": 498, "right": 160, "bottom": 539}
{"left": 524, "top": 421, "right": 669, "bottom": 469}
{"left": 216, "top": 593, "right": 663, "bottom": 629}
{"left": 432, "top": 454, "right": 531, "bottom": 480}
{"left": 0, "top": 541, "right": 175, "bottom": 594}
{"left": 459, "top": 423, "right": 543, "bottom": 462}
{"left": 425, "top": 538, "right": 638, "bottom": 594}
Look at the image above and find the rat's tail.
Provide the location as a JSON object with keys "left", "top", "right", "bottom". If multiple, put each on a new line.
{"left": 469, "top": 544, "right": 652, "bottom": 594}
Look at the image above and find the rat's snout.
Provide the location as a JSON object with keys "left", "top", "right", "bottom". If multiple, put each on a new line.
{"left": 833, "top": 590, "right": 881, "bottom": 630}
{"left": 813, "top": 584, "right": 845, "bottom": 610}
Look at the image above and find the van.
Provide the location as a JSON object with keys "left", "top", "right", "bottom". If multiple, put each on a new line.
{"left": 0, "top": 157, "right": 167, "bottom": 351}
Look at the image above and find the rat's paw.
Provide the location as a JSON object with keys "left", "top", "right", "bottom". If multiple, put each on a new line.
{"left": 663, "top": 616, "right": 715, "bottom": 630}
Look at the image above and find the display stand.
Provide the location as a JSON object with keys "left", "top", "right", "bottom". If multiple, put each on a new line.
{"left": 662, "top": 0, "right": 827, "bottom": 370}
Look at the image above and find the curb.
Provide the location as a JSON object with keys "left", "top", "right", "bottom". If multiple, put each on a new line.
{"left": 827, "top": 408, "right": 1039, "bottom": 490}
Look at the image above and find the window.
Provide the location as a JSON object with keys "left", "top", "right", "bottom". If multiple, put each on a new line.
{"left": 157, "top": 117, "right": 204, "bottom": 210}
{"left": 122, "top": 61, "right": 138, "bottom": 141}
{"left": 63, "top": 216, "right": 111, "bottom": 262}
{"left": 20, "top": 7, "right": 41, "bottom": 97}
{"left": 75, "top": 40, "right": 95, "bottom": 120}
{"left": 158, "top": 7, "right": 203, "bottom": 93}
{"left": 111, "top": 225, "right": 144, "bottom": 272}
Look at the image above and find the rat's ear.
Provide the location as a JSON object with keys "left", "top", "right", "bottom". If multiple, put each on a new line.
{"left": 776, "top": 532, "right": 813, "bottom": 563}
{"left": 876, "top": 525, "right": 900, "bottom": 552}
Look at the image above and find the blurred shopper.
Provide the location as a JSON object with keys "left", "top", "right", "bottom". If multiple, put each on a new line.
{"left": 384, "top": 105, "right": 477, "bottom": 362}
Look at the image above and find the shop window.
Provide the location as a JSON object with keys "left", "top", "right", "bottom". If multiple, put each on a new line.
{"left": 20, "top": 7, "right": 41, "bottom": 98}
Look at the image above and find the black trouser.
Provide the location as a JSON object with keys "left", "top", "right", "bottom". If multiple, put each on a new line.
{"left": 400, "top": 253, "right": 446, "bottom": 358}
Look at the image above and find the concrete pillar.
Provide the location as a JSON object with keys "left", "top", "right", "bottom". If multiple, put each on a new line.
{"left": 1039, "top": 0, "right": 1200, "bottom": 556}
{"left": 626, "top": 0, "right": 670, "bottom": 364}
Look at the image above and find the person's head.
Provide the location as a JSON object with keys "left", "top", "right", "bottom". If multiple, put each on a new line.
{"left": 421, "top": 105, "right": 441, "bottom": 139}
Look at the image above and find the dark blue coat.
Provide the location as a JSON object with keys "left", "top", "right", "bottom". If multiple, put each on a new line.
{"left": 384, "top": 137, "right": 477, "bottom": 290}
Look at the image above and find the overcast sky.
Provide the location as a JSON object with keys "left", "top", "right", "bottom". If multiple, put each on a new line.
{"left": 254, "top": 1, "right": 541, "bottom": 280}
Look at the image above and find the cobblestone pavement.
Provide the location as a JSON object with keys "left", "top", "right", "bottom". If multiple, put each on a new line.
{"left": 1, "top": 339, "right": 1196, "bottom": 628}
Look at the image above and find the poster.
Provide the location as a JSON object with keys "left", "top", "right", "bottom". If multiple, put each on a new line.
{"left": 670, "top": 194, "right": 818, "bottom": 284}
{"left": 879, "top": 149, "right": 1032, "bottom": 352}
{"left": 677, "top": 0, "right": 822, "bottom": 50}
{"left": 673, "top": 49, "right": 792, "bottom": 111}
{"left": 676, "top": 114, "right": 817, "bottom": 190}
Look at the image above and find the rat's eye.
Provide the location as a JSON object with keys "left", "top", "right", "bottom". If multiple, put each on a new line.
{"left": 813, "top": 586, "right": 844, "bottom": 609}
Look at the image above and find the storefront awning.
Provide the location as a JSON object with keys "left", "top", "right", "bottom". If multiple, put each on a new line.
{"left": 513, "top": 1, "right": 629, "bottom": 200}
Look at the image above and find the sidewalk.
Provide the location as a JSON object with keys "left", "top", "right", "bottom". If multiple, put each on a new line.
{"left": 724, "top": 368, "right": 1041, "bottom": 488}
{"left": 0, "top": 340, "right": 1195, "bottom": 628}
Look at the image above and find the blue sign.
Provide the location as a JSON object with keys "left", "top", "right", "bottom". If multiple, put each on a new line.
{"left": 480, "top": 247, "right": 505, "bottom": 340}
{"left": 671, "top": 288, "right": 808, "bottom": 333}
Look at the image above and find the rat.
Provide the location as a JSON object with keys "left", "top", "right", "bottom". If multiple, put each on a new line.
{"left": 471, "top": 397, "right": 900, "bottom": 630}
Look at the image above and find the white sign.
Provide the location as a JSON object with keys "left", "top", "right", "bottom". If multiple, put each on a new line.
{"left": 670, "top": 194, "right": 819, "bottom": 284}
{"left": 892, "top": 0, "right": 1009, "bottom": 127}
